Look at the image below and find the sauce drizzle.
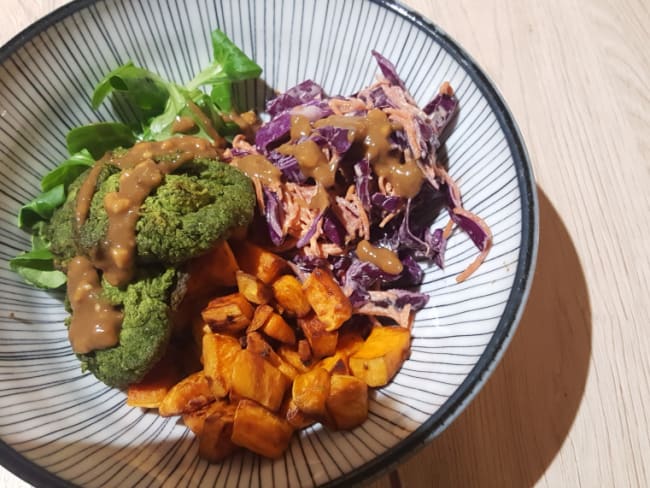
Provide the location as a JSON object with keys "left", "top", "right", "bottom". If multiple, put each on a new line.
{"left": 67, "top": 255, "right": 123, "bottom": 354}
{"left": 356, "top": 239, "right": 404, "bottom": 275}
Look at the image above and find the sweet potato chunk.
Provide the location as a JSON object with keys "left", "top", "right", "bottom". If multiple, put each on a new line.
{"left": 326, "top": 375, "right": 368, "bottom": 430}
{"left": 126, "top": 354, "right": 181, "bottom": 408}
{"left": 272, "top": 275, "right": 311, "bottom": 317}
{"left": 284, "top": 399, "right": 317, "bottom": 429}
{"left": 202, "top": 293, "right": 255, "bottom": 333}
{"left": 298, "top": 313, "right": 338, "bottom": 360}
{"left": 158, "top": 371, "right": 214, "bottom": 417}
{"left": 232, "top": 241, "right": 287, "bottom": 284}
{"left": 247, "top": 304, "right": 274, "bottom": 333}
{"left": 182, "top": 400, "right": 236, "bottom": 435}
{"left": 198, "top": 403, "right": 238, "bottom": 462}
{"left": 316, "top": 354, "right": 349, "bottom": 375}
{"left": 277, "top": 345, "right": 310, "bottom": 374}
{"left": 292, "top": 367, "right": 331, "bottom": 417}
{"left": 202, "top": 333, "right": 241, "bottom": 397}
{"left": 349, "top": 326, "right": 411, "bottom": 387}
{"left": 236, "top": 270, "right": 272, "bottom": 305}
{"left": 263, "top": 313, "right": 296, "bottom": 345}
{"left": 185, "top": 240, "right": 239, "bottom": 291}
{"left": 246, "top": 332, "right": 299, "bottom": 380}
{"left": 302, "top": 268, "right": 352, "bottom": 331}
{"left": 231, "top": 399, "right": 294, "bottom": 458}
{"left": 230, "top": 349, "right": 289, "bottom": 411}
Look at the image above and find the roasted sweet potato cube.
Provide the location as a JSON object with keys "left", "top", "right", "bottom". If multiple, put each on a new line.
{"left": 246, "top": 332, "right": 299, "bottom": 381}
{"left": 292, "top": 367, "right": 331, "bottom": 417}
{"left": 198, "top": 405, "right": 238, "bottom": 463}
{"left": 316, "top": 353, "right": 349, "bottom": 375}
{"left": 298, "top": 313, "right": 338, "bottom": 360}
{"left": 297, "top": 339, "right": 313, "bottom": 365}
{"left": 232, "top": 241, "right": 287, "bottom": 284}
{"left": 236, "top": 270, "right": 272, "bottom": 305}
{"left": 202, "top": 333, "right": 241, "bottom": 397}
{"left": 158, "top": 371, "right": 215, "bottom": 417}
{"left": 185, "top": 240, "right": 239, "bottom": 292}
{"left": 272, "top": 275, "right": 311, "bottom": 317}
{"left": 231, "top": 349, "right": 289, "bottom": 411}
{"left": 326, "top": 375, "right": 368, "bottom": 430}
{"left": 247, "top": 304, "right": 274, "bottom": 333}
{"left": 349, "top": 326, "right": 411, "bottom": 387}
{"left": 302, "top": 268, "right": 352, "bottom": 331}
{"left": 277, "top": 345, "right": 310, "bottom": 374}
{"left": 284, "top": 399, "right": 317, "bottom": 429}
{"left": 126, "top": 354, "right": 181, "bottom": 408}
{"left": 182, "top": 400, "right": 236, "bottom": 435}
{"left": 231, "top": 399, "right": 294, "bottom": 458}
{"left": 336, "top": 329, "right": 365, "bottom": 357}
{"left": 202, "top": 293, "right": 255, "bottom": 333}
{"left": 263, "top": 313, "right": 296, "bottom": 345}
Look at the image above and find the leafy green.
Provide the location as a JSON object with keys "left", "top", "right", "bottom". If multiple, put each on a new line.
{"left": 66, "top": 122, "right": 136, "bottom": 160}
{"left": 187, "top": 30, "right": 261, "bottom": 112}
{"left": 9, "top": 248, "right": 67, "bottom": 289}
{"left": 40, "top": 149, "right": 94, "bottom": 192}
{"left": 18, "top": 184, "right": 66, "bottom": 230}
{"left": 92, "top": 62, "right": 170, "bottom": 127}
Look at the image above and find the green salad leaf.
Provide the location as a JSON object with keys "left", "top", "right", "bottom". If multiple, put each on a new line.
{"left": 9, "top": 248, "right": 67, "bottom": 289}
{"left": 18, "top": 185, "right": 65, "bottom": 230}
{"left": 41, "top": 149, "right": 94, "bottom": 192}
{"left": 92, "top": 62, "right": 170, "bottom": 127}
{"left": 66, "top": 122, "right": 136, "bottom": 159}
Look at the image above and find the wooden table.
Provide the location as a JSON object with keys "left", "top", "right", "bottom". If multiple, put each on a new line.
{"left": 1, "top": 0, "right": 648, "bottom": 486}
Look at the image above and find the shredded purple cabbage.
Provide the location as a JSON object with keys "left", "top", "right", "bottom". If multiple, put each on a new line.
{"left": 371, "top": 50, "right": 406, "bottom": 89}
{"left": 322, "top": 209, "right": 346, "bottom": 246}
{"left": 263, "top": 188, "right": 285, "bottom": 246}
{"left": 241, "top": 50, "right": 483, "bottom": 322}
{"left": 255, "top": 112, "right": 291, "bottom": 152}
{"left": 266, "top": 80, "right": 325, "bottom": 117}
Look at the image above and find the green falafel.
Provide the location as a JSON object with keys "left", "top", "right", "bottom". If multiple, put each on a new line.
{"left": 78, "top": 158, "right": 255, "bottom": 264}
{"left": 76, "top": 267, "right": 176, "bottom": 388}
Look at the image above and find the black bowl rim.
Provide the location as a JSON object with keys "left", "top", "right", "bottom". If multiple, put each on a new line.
{"left": 0, "top": 0, "right": 539, "bottom": 487}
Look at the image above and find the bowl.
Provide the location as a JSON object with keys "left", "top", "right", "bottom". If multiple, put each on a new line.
{"left": 0, "top": 0, "right": 538, "bottom": 486}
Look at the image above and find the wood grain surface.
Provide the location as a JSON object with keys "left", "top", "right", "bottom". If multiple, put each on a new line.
{"left": 1, "top": 1, "right": 648, "bottom": 487}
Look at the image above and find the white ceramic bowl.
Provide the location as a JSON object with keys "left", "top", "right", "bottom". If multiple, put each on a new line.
{"left": 0, "top": 0, "right": 537, "bottom": 486}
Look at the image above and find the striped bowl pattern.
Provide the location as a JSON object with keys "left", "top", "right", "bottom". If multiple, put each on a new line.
{"left": 0, "top": 0, "right": 537, "bottom": 486}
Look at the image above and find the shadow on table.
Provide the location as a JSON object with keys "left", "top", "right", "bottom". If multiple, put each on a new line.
{"left": 397, "top": 186, "right": 592, "bottom": 487}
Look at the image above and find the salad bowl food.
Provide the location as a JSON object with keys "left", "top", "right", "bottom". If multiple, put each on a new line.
{"left": 0, "top": 0, "right": 537, "bottom": 486}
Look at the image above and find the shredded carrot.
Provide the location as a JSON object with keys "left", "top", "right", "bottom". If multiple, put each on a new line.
{"left": 379, "top": 211, "right": 399, "bottom": 228}
{"left": 443, "top": 219, "right": 454, "bottom": 239}
{"left": 385, "top": 107, "right": 421, "bottom": 160}
{"left": 452, "top": 207, "right": 493, "bottom": 283}
{"left": 328, "top": 97, "right": 367, "bottom": 115}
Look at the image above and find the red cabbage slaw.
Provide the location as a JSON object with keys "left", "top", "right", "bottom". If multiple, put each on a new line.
{"left": 224, "top": 52, "right": 492, "bottom": 328}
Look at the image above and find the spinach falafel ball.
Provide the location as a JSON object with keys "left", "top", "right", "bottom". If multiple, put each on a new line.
{"left": 79, "top": 158, "right": 255, "bottom": 264}
{"left": 45, "top": 164, "right": 119, "bottom": 268}
{"left": 76, "top": 267, "right": 176, "bottom": 388}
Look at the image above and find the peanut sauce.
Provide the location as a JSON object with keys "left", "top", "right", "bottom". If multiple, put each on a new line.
{"left": 277, "top": 139, "right": 337, "bottom": 188}
{"left": 171, "top": 116, "right": 197, "bottom": 134}
{"left": 313, "top": 109, "right": 425, "bottom": 198}
{"left": 231, "top": 154, "right": 282, "bottom": 187}
{"left": 75, "top": 161, "right": 106, "bottom": 228}
{"left": 187, "top": 101, "right": 226, "bottom": 148}
{"left": 94, "top": 159, "right": 163, "bottom": 286}
{"left": 67, "top": 255, "right": 123, "bottom": 354}
{"left": 290, "top": 115, "right": 312, "bottom": 140}
{"left": 309, "top": 183, "right": 330, "bottom": 210}
{"left": 356, "top": 239, "right": 403, "bottom": 275}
